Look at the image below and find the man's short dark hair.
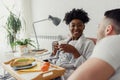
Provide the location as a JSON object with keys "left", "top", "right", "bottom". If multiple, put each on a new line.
{"left": 63, "top": 8, "right": 90, "bottom": 25}
{"left": 105, "top": 8, "right": 120, "bottom": 34}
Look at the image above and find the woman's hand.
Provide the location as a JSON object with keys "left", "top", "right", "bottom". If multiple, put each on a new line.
{"left": 59, "top": 44, "right": 80, "bottom": 58}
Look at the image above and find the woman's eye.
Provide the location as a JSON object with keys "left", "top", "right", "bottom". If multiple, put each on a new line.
{"left": 70, "top": 25, "right": 75, "bottom": 27}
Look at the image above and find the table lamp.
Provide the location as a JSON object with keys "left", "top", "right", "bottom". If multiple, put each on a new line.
{"left": 32, "top": 15, "right": 61, "bottom": 52}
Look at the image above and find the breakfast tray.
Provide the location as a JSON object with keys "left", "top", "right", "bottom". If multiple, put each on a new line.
{"left": 2, "top": 60, "right": 65, "bottom": 80}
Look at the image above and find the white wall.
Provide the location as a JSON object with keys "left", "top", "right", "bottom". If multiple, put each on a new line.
{"left": 31, "top": 0, "right": 120, "bottom": 37}
{"left": 30, "top": 0, "right": 120, "bottom": 51}
{"left": 20, "top": 0, "right": 33, "bottom": 38}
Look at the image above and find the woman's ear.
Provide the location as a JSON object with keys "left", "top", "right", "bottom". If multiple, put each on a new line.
{"left": 82, "top": 24, "right": 85, "bottom": 30}
{"left": 105, "top": 25, "right": 113, "bottom": 35}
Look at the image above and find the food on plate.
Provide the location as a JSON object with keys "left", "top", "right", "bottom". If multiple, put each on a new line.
{"left": 4, "top": 58, "right": 17, "bottom": 64}
{"left": 10, "top": 57, "right": 35, "bottom": 67}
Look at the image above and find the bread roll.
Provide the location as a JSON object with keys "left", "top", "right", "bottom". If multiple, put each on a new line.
{"left": 10, "top": 57, "right": 35, "bottom": 67}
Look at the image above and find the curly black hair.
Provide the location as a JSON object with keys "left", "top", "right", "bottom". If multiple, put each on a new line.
{"left": 63, "top": 8, "right": 90, "bottom": 25}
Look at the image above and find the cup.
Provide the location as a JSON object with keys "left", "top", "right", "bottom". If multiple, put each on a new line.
{"left": 58, "top": 40, "right": 67, "bottom": 52}
{"left": 58, "top": 40, "right": 67, "bottom": 45}
{"left": 52, "top": 41, "right": 59, "bottom": 51}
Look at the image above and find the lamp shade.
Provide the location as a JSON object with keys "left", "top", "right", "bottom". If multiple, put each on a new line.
{"left": 32, "top": 15, "right": 61, "bottom": 51}
{"left": 48, "top": 15, "right": 61, "bottom": 26}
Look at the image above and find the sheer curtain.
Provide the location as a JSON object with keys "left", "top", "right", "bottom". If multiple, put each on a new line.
{"left": 0, "top": 0, "right": 32, "bottom": 52}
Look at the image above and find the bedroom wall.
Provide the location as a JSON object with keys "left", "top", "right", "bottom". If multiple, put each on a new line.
{"left": 29, "top": 0, "right": 120, "bottom": 51}
{"left": 30, "top": 0, "right": 120, "bottom": 37}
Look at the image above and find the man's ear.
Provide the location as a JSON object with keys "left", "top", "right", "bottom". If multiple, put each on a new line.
{"left": 105, "top": 25, "right": 113, "bottom": 35}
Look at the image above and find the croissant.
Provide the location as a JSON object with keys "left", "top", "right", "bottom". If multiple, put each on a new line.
{"left": 10, "top": 57, "right": 35, "bottom": 67}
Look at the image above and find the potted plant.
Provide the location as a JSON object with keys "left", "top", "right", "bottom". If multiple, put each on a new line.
{"left": 6, "top": 11, "right": 22, "bottom": 52}
{"left": 14, "top": 38, "right": 36, "bottom": 54}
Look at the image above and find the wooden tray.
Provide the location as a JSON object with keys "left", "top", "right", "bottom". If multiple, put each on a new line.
{"left": 2, "top": 60, "right": 65, "bottom": 80}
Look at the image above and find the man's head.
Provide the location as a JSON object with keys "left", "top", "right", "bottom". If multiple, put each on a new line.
{"left": 97, "top": 8, "right": 120, "bottom": 41}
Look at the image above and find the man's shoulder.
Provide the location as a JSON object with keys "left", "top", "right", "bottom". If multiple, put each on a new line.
{"left": 91, "top": 35, "right": 120, "bottom": 71}
{"left": 104, "top": 35, "right": 120, "bottom": 40}
{"left": 92, "top": 35, "right": 120, "bottom": 57}
{"left": 97, "top": 35, "right": 120, "bottom": 45}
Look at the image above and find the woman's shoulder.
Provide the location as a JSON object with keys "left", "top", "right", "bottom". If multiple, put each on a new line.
{"left": 85, "top": 37, "right": 96, "bottom": 45}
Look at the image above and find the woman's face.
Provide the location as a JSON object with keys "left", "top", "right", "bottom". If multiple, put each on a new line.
{"left": 69, "top": 19, "right": 85, "bottom": 40}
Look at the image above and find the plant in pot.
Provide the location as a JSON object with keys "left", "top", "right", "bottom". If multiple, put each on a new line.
{"left": 14, "top": 38, "right": 36, "bottom": 54}
{"left": 5, "top": 11, "right": 22, "bottom": 52}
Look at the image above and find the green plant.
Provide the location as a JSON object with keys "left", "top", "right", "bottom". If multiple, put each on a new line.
{"left": 14, "top": 38, "right": 36, "bottom": 48}
{"left": 5, "top": 11, "right": 22, "bottom": 52}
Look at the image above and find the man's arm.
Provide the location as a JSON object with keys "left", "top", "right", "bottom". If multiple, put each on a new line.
{"left": 68, "top": 58, "right": 115, "bottom": 80}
